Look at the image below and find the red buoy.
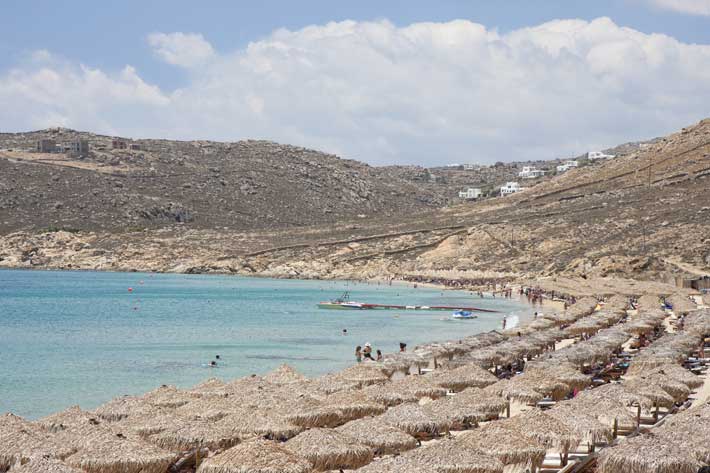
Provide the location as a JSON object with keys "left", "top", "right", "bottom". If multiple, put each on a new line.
{"left": 128, "top": 287, "right": 133, "bottom": 293}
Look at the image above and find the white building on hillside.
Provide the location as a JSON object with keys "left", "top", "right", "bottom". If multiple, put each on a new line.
{"left": 500, "top": 182, "right": 523, "bottom": 195}
{"left": 518, "top": 166, "right": 546, "bottom": 179}
{"left": 588, "top": 151, "right": 615, "bottom": 160}
{"left": 556, "top": 160, "right": 579, "bottom": 173}
{"left": 458, "top": 188, "right": 482, "bottom": 200}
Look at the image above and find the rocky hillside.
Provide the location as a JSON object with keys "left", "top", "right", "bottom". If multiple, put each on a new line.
{"left": 0, "top": 120, "right": 708, "bottom": 285}
{"left": 0, "top": 129, "right": 451, "bottom": 233}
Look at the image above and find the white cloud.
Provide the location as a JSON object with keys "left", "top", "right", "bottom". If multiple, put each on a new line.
{"left": 2, "top": 18, "right": 710, "bottom": 166}
{"left": 147, "top": 32, "right": 215, "bottom": 67}
{"left": 647, "top": 0, "right": 710, "bottom": 15}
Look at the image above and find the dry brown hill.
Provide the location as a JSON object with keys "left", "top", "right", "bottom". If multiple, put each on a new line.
{"left": 1, "top": 120, "right": 708, "bottom": 285}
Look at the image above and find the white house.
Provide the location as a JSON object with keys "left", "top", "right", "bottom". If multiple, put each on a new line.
{"left": 556, "top": 160, "right": 579, "bottom": 173}
{"left": 518, "top": 166, "right": 546, "bottom": 179}
{"left": 458, "top": 187, "right": 482, "bottom": 200}
{"left": 500, "top": 182, "right": 523, "bottom": 195}
{"left": 588, "top": 151, "right": 615, "bottom": 160}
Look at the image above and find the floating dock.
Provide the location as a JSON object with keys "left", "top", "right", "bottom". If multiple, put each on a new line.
{"left": 317, "top": 301, "right": 499, "bottom": 312}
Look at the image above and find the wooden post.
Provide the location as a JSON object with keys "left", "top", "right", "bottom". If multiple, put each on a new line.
{"left": 654, "top": 403, "right": 659, "bottom": 422}
{"left": 613, "top": 417, "right": 618, "bottom": 439}
{"left": 636, "top": 404, "right": 641, "bottom": 427}
{"left": 506, "top": 400, "right": 511, "bottom": 418}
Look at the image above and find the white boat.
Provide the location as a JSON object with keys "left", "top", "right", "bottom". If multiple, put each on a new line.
{"left": 452, "top": 310, "right": 477, "bottom": 320}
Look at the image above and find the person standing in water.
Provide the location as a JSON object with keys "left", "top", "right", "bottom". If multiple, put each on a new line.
{"left": 376, "top": 350, "right": 383, "bottom": 361}
{"left": 355, "top": 346, "right": 362, "bottom": 362}
{"left": 502, "top": 316, "right": 507, "bottom": 330}
{"left": 363, "top": 342, "right": 374, "bottom": 360}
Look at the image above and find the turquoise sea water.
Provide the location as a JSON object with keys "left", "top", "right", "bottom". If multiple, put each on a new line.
{"left": 0, "top": 269, "right": 534, "bottom": 419}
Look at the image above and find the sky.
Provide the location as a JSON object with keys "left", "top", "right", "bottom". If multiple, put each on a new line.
{"left": 1, "top": 0, "right": 709, "bottom": 166}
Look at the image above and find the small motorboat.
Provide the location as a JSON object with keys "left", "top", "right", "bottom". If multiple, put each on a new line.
{"left": 452, "top": 310, "right": 477, "bottom": 320}
{"left": 318, "top": 292, "right": 368, "bottom": 310}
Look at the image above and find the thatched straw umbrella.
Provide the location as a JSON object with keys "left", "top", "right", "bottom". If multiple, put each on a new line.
{"left": 301, "top": 373, "right": 361, "bottom": 396}
{"left": 147, "top": 418, "right": 241, "bottom": 452}
{"left": 0, "top": 414, "right": 76, "bottom": 471}
{"left": 283, "top": 397, "right": 346, "bottom": 428}
{"left": 597, "top": 433, "right": 701, "bottom": 473}
{"left": 427, "top": 364, "right": 498, "bottom": 392}
{"left": 9, "top": 458, "right": 85, "bottom": 473}
{"left": 378, "top": 403, "right": 453, "bottom": 438}
{"left": 622, "top": 379, "right": 677, "bottom": 409}
{"left": 498, "top": 409, "right": 580, "bottom": 453}
{"left": 569, "top": 390, "right": 639, "bottom": 431}
{"left": 196, "top": 439, "right": 312, "bottom": 473}
{"left": 449, "top": 388, "right": 508, "bottom": 418}
{"left": 667, "top": 294, "right": 696, "bottom": 315}
{"left": 481, "top": 380, "right": 510, "bottom": 398}
{"left": 636, "top": 294, "right": 662, "bottom": 310}
{"left": 320, "top": 390, "right": 386, "bottom": 422}
{"left": 335, "top": 417, "right": 418, "bottom": 455}
{"left": 456, "top": 423, "right": 547, "bottom": 471}
{"left": 284, "top": 428, "right": 373, "bottom": 471}
{"left": 547, "top": 402, "right": 614, "bottom": 446}
{"left": 335, "top": 363, "right": 390, "bottom": 387}
{"left": 587, "top": 383, "right": 655, "bottom": 411}
{"left": 403, "top": 438, "right": 504, "bottom": 473}
{"left": 142, "top": 384, "right": 193, "bottom": 408}
{"left": 263, "top": 364, "right": 309, "bottom": 385}
{"left": 362, "top": 376, "right": 447, "bottom": 406}
{"left": 420, "top": 397, "right": 482, "bottom": 430}
{"left": 500, "top": 374, "right": 570, "bottom": 403}
{"left": 632, "top": 374, "right": 691, "bottom": 403}
{"left": 92, "top": 395, "right": 155, "bottom": 422}
{"left": 626, "top": 364, "right": 703, "bottom": 389}
{"left": 223, "top": 410, "right": 304, "bottom": 441}
{"left": 355, "top": 455, "right": 439, "bottom": 473}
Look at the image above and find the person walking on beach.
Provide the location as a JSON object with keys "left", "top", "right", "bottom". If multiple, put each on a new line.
{"left": 355, "top": 346, "right": 362, "bottom": 362}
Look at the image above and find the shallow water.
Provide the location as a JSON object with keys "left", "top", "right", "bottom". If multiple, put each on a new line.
{"left": 0, "top": 269, "right": 534, "bottom": 418}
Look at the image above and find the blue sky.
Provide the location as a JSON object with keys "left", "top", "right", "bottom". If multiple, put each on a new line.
{"left": 1, "top": 1, "right": 709, "bottom": 165}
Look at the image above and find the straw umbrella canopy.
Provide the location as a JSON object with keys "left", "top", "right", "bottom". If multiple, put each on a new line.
{"left": 621, "top": 379, "right": 676, "bottom": 408}
{"left": 284, "top": 428, "right": 373, "bottom": 471}
{"left": 587, "top": 383, "right": 655, "bottom": 411}
{"left": 524, "top": 363, "right": 591, "bottom": 391}
{"left": 597, "top": 433, "right": 702, "bottom": 473}
{"left": 142, "top": 384, "right": 193, "bottom": 409}
{"left": 547, "top": 402, "right": 614, "bottom": 445}
{"left": 196, "top": 439, "right": 313, "bottom": 473}
{"left": 335, "top": 417, "right": 418, "bottom": 456}
{"left": 282, "top": 397, "right": 346, "bottom": 428}
{"left": 498, "top": 409, "right": 580, "bottom": 452}
{"left": 0, "top": 414, "right": 76, "bottom": 471}
{"left": 262, "top": 364, "right": 309, "bottom": 385}
{"left": 355, "top": 455, "right": 440, "bottom": 473}
{"left": 362, "top": 376, "right": 448, "bottom": 406}
{"left": 449, "top": 388, "right": 508, "bottom": 418}
{"left": 300, "top": 373, "right": 361, "bottom": 396}
{"left": 481, "top": 380, "right": 510, "bottom": 398}
{"left": 420, "top": 397, "right": 482, "bottom": 430}
{"left": 9, "top": 458, "right": 85, "bottom": 473}
{"left": 335, "top": 363, "right": 390, "bottom": 387}
{"left": 569, "top": 391, "right": 639, "bottom": 430}
{"left": 37, "top": 408, "right": 177, "bottom": 473}
{"left": 667, "top": 294, "right": 696, "bottom": 315}
{"left": 403, "top": 438, "right": 504, "bottom": 473}
{"left": 500, "top": 373, "right": 570, "bottom": 403}
{"left": 92, "top": 395, "right": 156, "bottom": 422}
{"left": 426, "top": 364, "right": 498, "bottom": 392}
{"left": 628, "top": 374, "right": 691, "bottom": 403}
{"left": 378, "top": 403, "right": 453, "bottom": 437}
{"left": 146, "top": 418, "right": 241, "bottom": 452}
{"left": 455, "top": 423, "right": 547, "bottom": 471}
{"left": 320, "top": 390, "right": 386, "bottom": 422}
{"left": 223, "top": 410, "right": 304, "bottom": 441}
{"left": 636, "top": 294, "right": 662, "bottom": 310}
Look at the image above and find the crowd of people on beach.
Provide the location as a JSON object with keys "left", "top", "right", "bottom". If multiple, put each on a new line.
{"left": 354, "top": 341, "right": 407, "bottom": 362}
